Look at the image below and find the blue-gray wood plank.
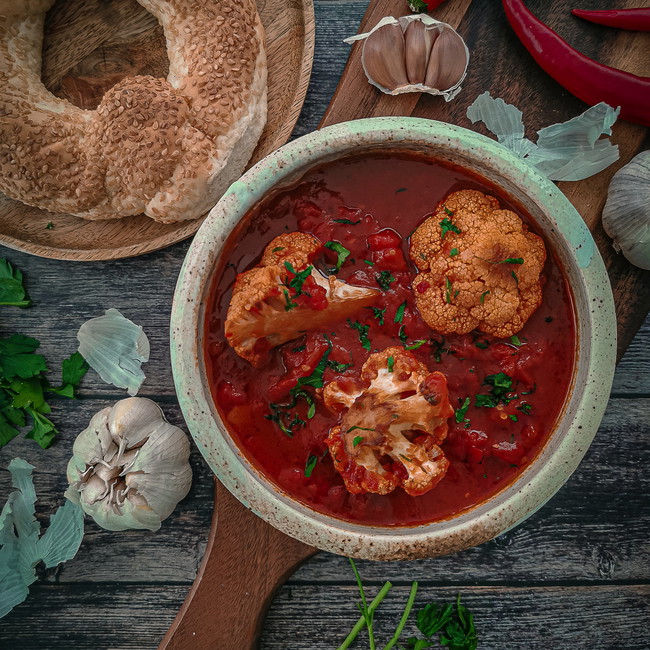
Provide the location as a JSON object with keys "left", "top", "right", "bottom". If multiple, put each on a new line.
{"left": 1, "top": 1, "right": 648, "bottom": 649}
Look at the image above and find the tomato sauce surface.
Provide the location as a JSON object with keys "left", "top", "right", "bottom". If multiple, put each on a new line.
{"left": 205, "top": 152, "right": 576, "bottom": 527}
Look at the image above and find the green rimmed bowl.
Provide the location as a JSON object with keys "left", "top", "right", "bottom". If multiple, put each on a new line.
{"left": 170, "top": 117, "right": 616, "bottom": 560}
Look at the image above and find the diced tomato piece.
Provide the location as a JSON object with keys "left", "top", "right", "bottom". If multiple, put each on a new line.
{"left": 467, "top": 445, "right": 484, "bottom": 465}
{"left": 416, "top": 281, "right": 430, "bottom": 294}
{"left": 216, "top": 381, "right": 247, "bottom": 409}
{"left": 371, "top": 247, "right": 407, "bottom": 271}
{"left": 368, "top": 229, "right": 402, "bottom": 251}
{"left": 492, "top": 440, "right": 526, "bottom": 464}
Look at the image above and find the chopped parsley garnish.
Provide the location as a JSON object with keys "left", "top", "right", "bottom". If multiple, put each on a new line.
{"left": 272, "top": 246, "right": 285, "bottom": 253}
{"left": 363, "top": 259, "right": 375, "bottom": 266}
{"left": 396, "top": 187, "right": 407, "bottom": 193}
{"left": 450, "top": 248, "right": 459, "bottom": 257}
{"left": 440, "top": 217, "right": 461, "bottom": 239}
{"left": 455, "top": 397, "right": 471, "bottom": 424}
{"left": 347, "top": 319, "right": 371, "bottom": 350}
{"left": 333, "top": 218, "right": 361, "bottom": 225}
{"left": 431, "top": 336, "right": 448, "bottom": 363}
{"left": 267, "top": 336, "right": 334, "bottom": 435}
{"left": 398, "top": 325, "right": 408, "bottom": 343}
{"left": 324, "top": 240, "right": 351, "bottom": 272}
{"left": 511, "top": 270, "right": 519, "bottom": 286}
{"left": 367, "top": 306, "right": 386, "bottom": 325}
{"left": 291, "top": 344, "right": 306, "bottom": 353}
{"left": 445, "top": 277, "right": 453, "bottom": 304}
{"left": 0, "top": 258, "right": 31, "bottom": 308}
{"left": 304, "top": 454, "right": 318, "bottom": 477}
{"left": 45, "top": 222, "right": 54, "bottom": 230}
{"left": 394, "top": 301, "right": 407, "bottom": 324}
{"left": 475, "top": 372, "right": 514, "bottom": 408}
{"left": 517, "top": 402, "right": 532, "bottom": 415}
{"left": 283, "top": 261, "right": 312, "bottom": 295}
{"left": 480, "top": 290, "right": 490, "bottom": 304}
{"left": 521, "top": 384, "right": 537, "bottom": 395}
{"left": 443, "top": 205, "right": 454, "bottom": 216}
{"left": 510, "top": 334, "right": 523, "bottom": 347}
{"left": 475, "top": 339, "right": 489, "bottom": 350}
{"left": 347, "top": 426, "right": 376, "bottom": 433}
{"left": 508, "top": 414, "right": 519, "bottom": 422}
{"left": 387, "top": 356, "right": 395, "bottom": 372}
{"left": 283, "top": 288, "right": 297, "bottom": 311}
{"left": 353, "top": 436, "right": 363, "bottom": 447}
{"left": 501, "top": 257, "right": 524, "bottom": 264}
{"left": 327, "top": 359, "right": 352, "bottom": 373}
{"left": 404, "top": 339, "right": 427, "bottom": 351}
{"left": 376, "top": 270, "right": 396, "bottom": 291}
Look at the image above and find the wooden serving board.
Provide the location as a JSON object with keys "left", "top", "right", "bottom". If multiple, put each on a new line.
{"left": 0, "top": 0, "right": 315, "bottom": 260}
{"left": 160, "top": 1, "right": 650, "bottom": 648}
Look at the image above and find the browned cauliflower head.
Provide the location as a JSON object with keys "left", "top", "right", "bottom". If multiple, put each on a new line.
{"left": 324, "top": 347, "right": 454, "bottom": 497}
{"left": 409, "top": 190, "right": 547, "bottom": 338}
{"left": 224, "top": 233, "right": 380, "bottom": 366}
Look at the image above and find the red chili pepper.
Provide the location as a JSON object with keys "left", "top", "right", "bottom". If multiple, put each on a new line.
{"left": 572, "top": 8, "right": 650, "bottom": 32}
{"left": 502, "top": 0, "right": 650, "bottom": 127}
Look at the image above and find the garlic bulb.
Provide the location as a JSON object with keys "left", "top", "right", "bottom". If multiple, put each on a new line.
{"left": 602, "top": 151, "right": 650, "bottom": 270}
{"left": 346, "top": 15, "right": 469, "bottom": 100}
{"left": 65, "top": 398, "right": 192, "bottom": 531}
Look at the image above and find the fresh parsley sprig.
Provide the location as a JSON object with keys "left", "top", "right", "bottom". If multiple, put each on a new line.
{"left": 0, "top": 259, "right": 31, "bottom": 308}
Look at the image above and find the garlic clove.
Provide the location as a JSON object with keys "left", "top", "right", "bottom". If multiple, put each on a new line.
{"left": 108, "top": 396, "right": 163, "bottom": 447}
{"left": 602, "top": 151, "right": 650, "bottom": 270}
{"left": 361, "top": 23, "right": 409, "bottom": 91}
{"left": 405, "top": 20, "right": 438, "bottom": 85}
{"left": 424, "top": 26, "right": 467, "bottom": 91}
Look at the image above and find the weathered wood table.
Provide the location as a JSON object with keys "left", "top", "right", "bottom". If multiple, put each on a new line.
{"left": 1, "top": 1, "right": 648, "bottom": 648}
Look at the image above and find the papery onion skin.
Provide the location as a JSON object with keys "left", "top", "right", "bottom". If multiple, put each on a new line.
{"left": 602, "top": 151, "right": 650, "bottom": 270}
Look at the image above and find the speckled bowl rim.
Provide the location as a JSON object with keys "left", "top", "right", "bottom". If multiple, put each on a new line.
{"left": 170, "top": 117, "right": 616, "bottom": 560}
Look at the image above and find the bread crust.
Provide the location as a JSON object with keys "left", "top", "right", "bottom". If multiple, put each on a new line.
{"left": 0, "top": 0, "right": 267, "bottom": 223}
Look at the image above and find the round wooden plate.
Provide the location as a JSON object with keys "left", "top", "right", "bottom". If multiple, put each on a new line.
{"left": 0, "top": 0, "right": 315, "bottom": 261}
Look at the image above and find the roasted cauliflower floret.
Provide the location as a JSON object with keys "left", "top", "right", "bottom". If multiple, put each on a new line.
{"left": 324, "top": 347, "right": 453, "bottom": 496}
{"left": 409, "top": 190, "right": 546, "bottom": 338}
{"left": 224, "top": 233, "right": 380, "bottom": 366}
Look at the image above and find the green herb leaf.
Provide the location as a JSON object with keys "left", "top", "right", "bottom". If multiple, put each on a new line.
{"left": 475, "top": 339, "right": 489, "bottom": 350}
{"left": 272, "top": 246, "right": 285, "bottom": 253}
{"left": 325, "top": 240, "right": 351, "bottom": 272}
{"left": 0, "top": 259, "right": 31, "bottom": 308}
{"left": 450, "top": 248, "right": 460, "bottom": 257}
{"left": 353, "top": 436, "right": 364, "bottom": 447}
{"left": 347, "top": 319, "right": 371, "bottom": 351}
{"left": 455, "top": 397, "right": 470, "bottom": 424}
{"left": 304, "top": 454, "right": 318, "bottom": 477}
{"left": 283, "top": 288, "right": 297, "bottom": 311}
{"left": 439, "top": 217, "right": 461, "bottom": 239}
{"left": 480, "top": 290, "right": 490, "bottom": 304}
{"left": 387, "top": 356, "right": 395, "bottom": 372}
{"left": 517, "top": 402, "right": 532, "bottom": 415}
{"left": 394, "top": 301, "right": 407, "bottom": 324}
{"left": 333, "top": 218, "right": 362, "bottom": 225}
{"left": 347, "top": 425, "right": 376, "bottom": 434}
{"left": 508, "top": 413, "right": 519, "bottom": 422}
{"left": 405, "top": 340, "right": 427, "bottom": 351}
{"left": 511, "top": 270, "right": 519, "bottom": 286}
{"left": 367, "top": 306, "right": 386, "bottom": 325}
{"left": 327, "top": 359, "right": 352, "bottom": 373}
{"left": 291, "top": 344, "right": 306, "bottom": 353}
{"left": 45, "top": 222, "right": 54, "bottom": 229}
{"left": 376, "top": 270, "right": 396, "bottom": 291}
{"left": 445, "top": 277, "right": 453, "bottom": 304}
{"left": 284, "top": 261, "right": 313, "bottom": 295}
{"left": 475, "top": 372, "right": 514, "bottom": 408}
{"left": 398, "top": 325, "right": 408, "bottom": 343}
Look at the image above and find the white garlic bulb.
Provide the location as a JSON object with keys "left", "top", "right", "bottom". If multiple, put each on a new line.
{"left": 602, "top": 151, "right": 650, "bottom": 270}
{"left": 65, "top": 398, "right": 192, "bottom": 531}
{"left": 346, "top": 15, "right": 470, "bottom": 100}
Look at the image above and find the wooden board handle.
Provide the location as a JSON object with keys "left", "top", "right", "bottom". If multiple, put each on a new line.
{"left": 158, "top": 480, "right": 317, "bottom": 650}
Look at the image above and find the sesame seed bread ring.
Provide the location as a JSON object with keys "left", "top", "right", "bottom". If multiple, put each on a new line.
{"left": 0, "top": 0, "right": 267, "bottom": 223}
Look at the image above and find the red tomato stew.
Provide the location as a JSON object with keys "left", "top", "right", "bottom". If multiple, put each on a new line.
{"left": 205, "top": 152, "right": 576, "bottom": 527}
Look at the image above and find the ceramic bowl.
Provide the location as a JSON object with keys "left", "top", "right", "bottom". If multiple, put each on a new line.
{"left": 170, "top": 118, "right": 616, "bottom": 560}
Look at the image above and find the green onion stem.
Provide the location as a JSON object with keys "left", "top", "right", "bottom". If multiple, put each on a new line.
{"left": 337, "top": 581, "right": 393, "bottom": 650}
{"left": 382, "top": 581, "right": 419, "bottom": 649}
